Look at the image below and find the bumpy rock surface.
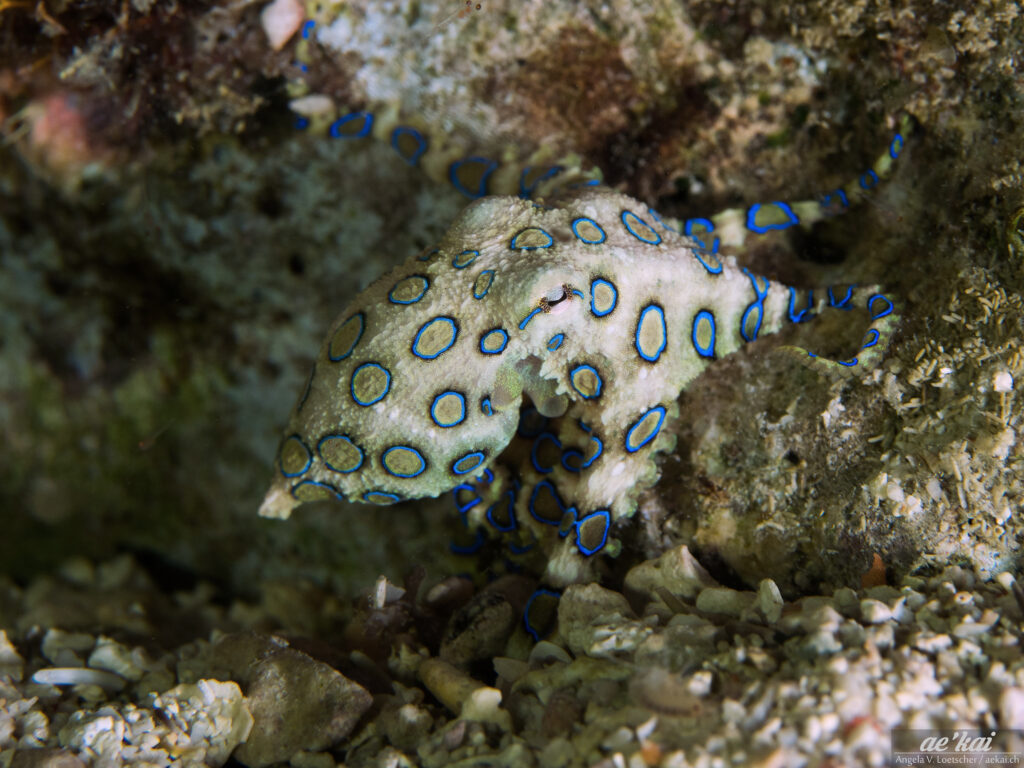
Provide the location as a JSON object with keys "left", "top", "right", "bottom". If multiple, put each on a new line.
{"left": 3, "top": 554, "right": 1021, "bottom": 766}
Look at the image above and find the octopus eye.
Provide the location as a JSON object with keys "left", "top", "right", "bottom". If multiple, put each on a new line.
{"left": 541, "top": 284, "right": 572, "bottom": 311}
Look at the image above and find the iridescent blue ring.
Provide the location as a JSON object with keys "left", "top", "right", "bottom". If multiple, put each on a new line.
{"left": 589, "top": 278, "right": 617, "bottom": 317}
{"left": 575, "top": 509, "right": 611, "bottom": 557}
{"left": 746, "top": 202, "right": 799, "bottom": 234}
{"left": 430, "top": 391, "right": 467, "bottom": 428}
{"left": 621, "top": 210, "right": 661, "bottom": 244}
{"left": 691, "top": 310, "right": 716, "bottom": 359}
{"left": 278, "top": 435, "right": 312, "bottom": 478}
{"left": 510, "top": 228, "right": 553, "bottom": 250}
{"left": 449, "top": 156, "right": 497, "bottom": 198}
{"left": 329, "top": 111, "right": 373, "bottom": 139}
{"left": 452, "top": 451, "right": 486, "bottom": 475}
{"left": 635, "top": 304, "right": 667, "bottom": 362}
{"left": 684, "top": 218, "right": 721, "bottom": 255}
{"left": 569, "top": 364, "right": 603, "bottom": 399}
{"left": 479, "top": 328, "right": 509, "bottom": 355}
{"left": 859, "top": 169, "right": 880, "bottom": 190}
{"left": 412, "top": 317, "right": 459, "bottom": 360}
{"left": 452, "top": 250, "right": 479, "bottom": 269}
{"left": 625, "top": 406, "right": 667, "bottom": 453}
{"left": 350, "top": 362, "right": 391, "bottom": 406}
{"left": 381, "top": 446, "right": 427, "bottom": 479}
{"left": 390, "top": 126, "right": 428, "bottom": 166}
{"left": 868, "top": 294, "right": 894, "bottom": 320}
{"left": 571, "top": 217, "right": 606, "bottom": 244}
{"left": 291, "top": 479, "right": 342, "bottom": 501}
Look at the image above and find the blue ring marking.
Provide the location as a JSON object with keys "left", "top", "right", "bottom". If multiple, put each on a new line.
{"left": 301, "top": 19, "right": 315, "bottom": 38}
{"left": 452, "top": 249, "right": 479, "bottom": 269}
{"left": 417, "top": 247, "right": 439, "bottom": 262}
{"left": 684, "top": 218, "right": 722, "bottom": 255}
{"left": 481, "top": 397, "right": 494, "bottom": 416}
{"left": 569, "top": 364, "right": 603, "bottom": 399}
{"left": 838, "top": 358, "right": 859, "bottom": 367}
{"left": 788, "top": 287, "right": 814, "bottom": 324}
{"left": 294, "top": 116, "right": 309, "bottom": 130}
{"left": 381, "top": 446, "right": 427, "bottom": 479}
{"left": 861, "top": 329, "right": 881, "bottom": 349}
{"left": 590, "top": 278, "right": 617, "bottom": 317}
{"left": 388, "top": 275, "right": 429, "bottom": 305}
{"left": 430, "top": 391, "right": 467, "bottom": 428}
{"left": 291, "top": 480, "right": 342, "bottom": 501}
{"left": 746, "top": 201, "right": 800, "bottom": 234}
{"left": 859, "top": 169, "right": 879, "bottom": 190}
{"left": 524, "top": 588, "right": 561, "bottom": 642}
{"left": 508, "top": 541, "right": 534, "bottom": 555}
{"left": 740, "top": 269, "right": 770, "bottom": 342}
{"left": 278, "top": 435, "right": 312, "bottom": 477}
{"left": 530, "top": 432, "right": 561, "bottom": 474}
{"left": 691, "top": 310, "right": 716, "bottom": 358}
{"left": 452, "top": 451, "right": 486, "bottom": 475}
{"left": 363, "top": 490, "right": 401, "bottom": 505}
{"left": 412, "top": 317, "right": 458, "bottom": 360}
{"left": 529, "top": 480, "right": 566, "bottom": 526}
{"left": 572, "top": 289, "right": 585, "bottom": 301}
{"left": 868, "top": 294, "right": 894, "bottom": 320}
{"left": 621, "top": 210, "right": 662, "bottom": 244}
{"left": 571, "top": 217, "right": 607, "bottom": 244}
{"left": 828, "top": 285, "right": 855, "bottom": 309}
{"left": 452, "top": 483, "right": 480, "bottom": 514}
{"left": 350, "top": 362, "right": 391, "bottom": 406}
{"left": 820, "top": 189, "right": 849, "bottom": 211}
{"left": 578, "top": 418, "right": 592, "bottom": 433}
{"left": 473, "top": 269, "right": 495, "bottom": 299}
{"left": 575, "top": 509, "right": 611, "bottom": 557}
{"left": 518, "top": 307, "right": 542, "bottom": 330}
{"left": 329, "top": 111, "right": 374, "bottom": 139}
{"left": 317, "top": 435, "right": 364, "bottom": 474}
{"left": 477, "top": 468, "right": 495, "bottom": 485}
{"left": 486, "top": 490, "right": 517, "bottom": 532}
{"left": 449, "top": 156, "right": 498, "bottom": 198}
{"left": 693, "top": 247, "right": 724, "bottom": 274}
{"left": 625, "top": 406, "right": 667, "bottom": 453}
{"left": 635, "top": 304, "right": 667, "bottom": 363}
{"left": 449, "top": 528, "right": 486, "bottom": 555}
{"left": 740, "top": 304, "right": 764, "bottom": 344}
{"left": 479, "top": 328, "right": 509, "bottom": 355}
{"left": 547, "top": 333, "right": 565, "bottom": 351}
{"left": 510, "top": 227, "right": 554, "bottom": 250}
{"left": 581, "top": 435, "right": 603, "bottom": 468}
{"left": 518, "top": 165, "right": 563, "bottom": 198}
{"left": 390, "top": 126, "right": 428, "bottom": 166}
{"left": 890, "top": 133, "right": 904, "bottom": 159}
{"left": 296, "top": 62, "right": 309, "bottom": 73}
{"left": 329, "top": 313, "right": 365, "bottom": 362}
{"left": 561, "top": 449, "right": 583, "bottom": 473}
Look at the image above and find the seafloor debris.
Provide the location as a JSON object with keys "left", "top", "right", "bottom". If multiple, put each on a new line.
{"left": 1, "top": 554, "right": 1022, "bottom": 766}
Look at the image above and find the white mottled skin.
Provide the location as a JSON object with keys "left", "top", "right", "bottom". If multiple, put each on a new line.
{"left": 260, "top": 186, "right": 895, "bottom": 585}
